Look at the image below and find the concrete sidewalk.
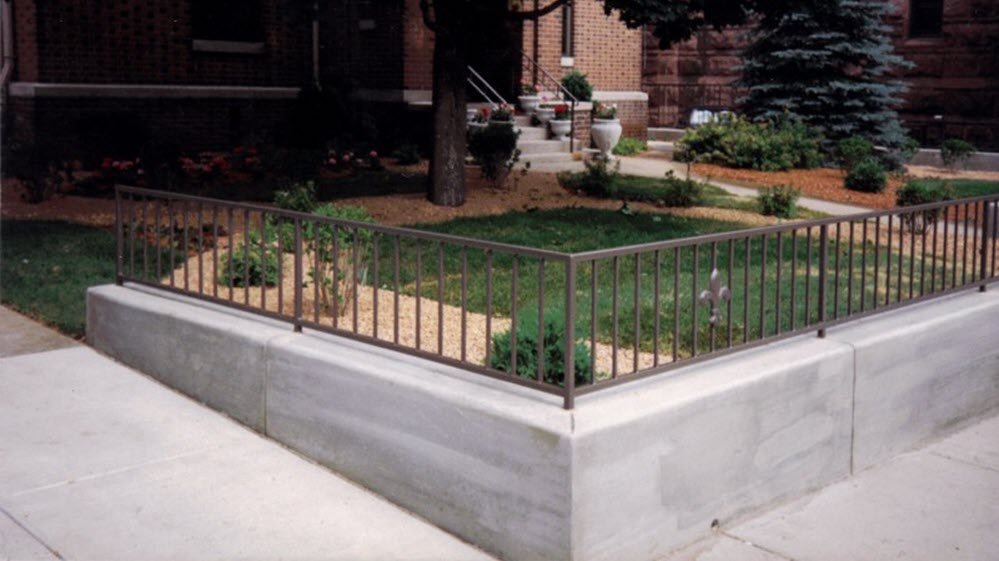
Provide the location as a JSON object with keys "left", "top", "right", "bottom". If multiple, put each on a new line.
{"left": 0, "top": 308, "right": 496, "bottom": 561}
{"left": 668, "top": 413, "right": 999, "bottom": 561}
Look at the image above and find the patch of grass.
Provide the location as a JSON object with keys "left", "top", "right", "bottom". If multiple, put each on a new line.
{"left": 1, "top": 221, "right": 117, "bottom": 337}
{"left": 905, "top": 178, "right": 999, "bottom": 199}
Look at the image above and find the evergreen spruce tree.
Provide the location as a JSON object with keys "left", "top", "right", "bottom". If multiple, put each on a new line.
{"left": 737, "top": 0, "right": 913, "bottom": 160}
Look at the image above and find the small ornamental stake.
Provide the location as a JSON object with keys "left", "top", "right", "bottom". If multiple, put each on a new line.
{"left": 698, "top": 268, "right": 731, "bottom": 326}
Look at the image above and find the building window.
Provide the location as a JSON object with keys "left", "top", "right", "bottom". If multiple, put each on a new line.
{"left": 192, "top": 0, "right": 264, "bottom": 43}
{"left": 561, "top": 3, "right": 574, "bottom": 57}
{"left": 909, "top": 0, "right": 944, "bottom": 38}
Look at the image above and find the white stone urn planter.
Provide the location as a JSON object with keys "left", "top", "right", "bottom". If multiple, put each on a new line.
{"left": 535, "top": 107, "right": 556, "bottom": 126}
{"left": 467, "top": 121, "right": 487, "bottom": 133}
{"left": 518, "top": 95, "right": 540, "bottom": 115}
{"left": 488, "top": 119, "right": 515, "bottom": 129}
{"left": 591, "top": 118, "right": 622, "bottom": 160}
{"left": 549, "top": 118, "right": 572, "bottom": 141}
{"left": 467, "top": 108, "right": 478, "bottom": 122}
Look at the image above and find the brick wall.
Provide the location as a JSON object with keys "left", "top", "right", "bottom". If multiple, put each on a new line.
{"left": 27, "top": 0, "right": 311, "bottom": 87}
{"left": 403, "top": 0, "right": 434, "bottom": 91}
{"left": 12, "top": 0, "right": 38, "bottom": 82}
{"left": 322, "top": 0, "right": 405, "bottom": 90}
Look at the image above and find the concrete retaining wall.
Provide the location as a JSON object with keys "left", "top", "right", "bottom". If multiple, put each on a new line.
{"left": 87, "top": 283, "right": 999, "bottom": 561}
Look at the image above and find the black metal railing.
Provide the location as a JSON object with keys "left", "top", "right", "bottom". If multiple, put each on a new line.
{"left": 116, "top": 185, "right": 999, "bottom": 409}
{"left": 645, "top": 82, "right": 746, "bottom": 128}
{"left": 521, "top": 50, "right": 578, "bottom": 153}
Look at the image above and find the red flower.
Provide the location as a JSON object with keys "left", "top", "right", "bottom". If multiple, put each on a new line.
{"left": 234, "top": 146, "right": 245, "bottom": 154}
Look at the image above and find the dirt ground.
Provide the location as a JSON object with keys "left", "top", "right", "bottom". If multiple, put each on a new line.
{"left": 692, "top": 163, "right": 999, "bottom": 210}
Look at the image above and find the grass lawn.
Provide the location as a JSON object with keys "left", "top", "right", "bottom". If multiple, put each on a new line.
{"left": 905, "top": 178, "right": 999, "bottom": 199}
{"left": 1, "top": 220, "right": 117, "bottom": 337}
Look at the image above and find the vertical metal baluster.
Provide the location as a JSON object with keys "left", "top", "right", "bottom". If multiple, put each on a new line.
{"left": 128, "top": 194, "right": 136, "bottom": 279}
{"left": 759, "top": 235, "right": 767, "bottom": 338}
{"left": 169, "top": 202, "right": 176, "bottom": 288}
{"left": 992, "top": 201, "right": 999, "bottom": 278}
{"left": 227, "top": 208, "right": 234, "bottom": 302}
{"left": 674, "top": 248, "right": 681, "bottom": 360}
{"left": 591, "top": 260, "right": 597, "bottom": 381}
{"left": 931, "top": 209, "right": 939, "bottom": 293}
{"left": 564, "top": 259, "right": 576, "bottom": 409}
{"left": 790, "top": 230, "right": 797, "bottom": 329}
{"left": 352, "top": 229, "right": 360, "bottom": 333}
{"left": 743, "top": 238, "right": 750, "bottom": 344}
{"left": 775, "top": 233, "right": 782, "bottom": 335}
{"left": 485, "top": 251, "right": 493, "bottom": 366}
{"left": 909, "top": 211, "right": 916, "bottom": 300}
{"left": 437, "top": 243, "right": 444, "bottom": 353}
{"left": 873, "top": 216, "right": 880, "bottom": 309}
{"left": 653, "top": 250, "right": 661, "bottom": 366}
{"left": 394, "top": 236, "right": 401, "bottom": 344}
{"left": 834, "top": 223, "right": 841, "bottom": 318}
{"left": 242, "top": 210, "right": 249, "bottom": 305}
{"left": 197, "top": 202, "right": 204, "bottom": 294}
{"left": 156, "top": 201, "right": 163, "bottom": 283}
{"left": 952, "top": 204, "right": 960, "bottom": 288}
{"left": 372, "top": 235, "right": 379, "bottom": 339}
{"left": 314, "top": 221, "right": 321, "bottom": 323}
{"left": 941, "top": 210, "right": 949, "bottom": 290}
{"left": 972, "top": 202, "right": 980, "bottom": 284}
{"left": 293, "top": 219, "right": 303, "bottom": 332}
{"left": 962, "top": 203, "right": 970, "bottom": 285}
{"left": 885, "top": 214, "right": 892, "bottom": 307}
{"left": 333, "top": 225, "right": 341, "bottom": 328}
{"left": 709, "top": 242, "right": 717, "bottom": 349}
{"left": 691, "top": 246, "right": 699, "bottom": 356}
{"left": 612, "top": 255, "right": 619, "bottom": 377}
{"left": 860, "top": 220, "right": 868, "bottom": 312}
{"left": 511, "top": 256, "right": 519, "bottom": 376}
{"left": 727, "top": 240, "right": 734, "bottom": 347}
{"left": 847, "top": 222, "right": 855, "bottom": 315}
{"left": 921, "top": 211, "right": 928, "bottom": 296}
{"left": 538, "top": 258, "right": 546, "bottom": 382}
{"left": 634, "top": 253, "right": 641, "bottom": 370}
{"left": 212, "top": 206, "right": 218, "bottom": 299}
{"left": 183, "top": 201, "right": 189, "bottom": 291}
{"left": 461, "top": 247, "right": 468, "bottom": 362}
{"left": 277, "top": 216, "right": 283, "bottom": 315}
{"left": 115, "top": 190, "right": 124, "bottom": 285}
{"left": 818, "top": 225, "right": 828, "bottom": 337}
{"left": 260, "top": 211, "right": 266, "bottom": 309}
{"left": 806, "top": 228, "right": 812, "bottom": 324}
{"left": 897, "top": 213, "right": 904, "bottom": 303}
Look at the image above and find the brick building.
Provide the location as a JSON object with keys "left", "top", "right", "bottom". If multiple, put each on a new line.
{"left": 642, "top": 0, "right": 999, "bottom": 150}
{"left": 1, "top": 0, "right": 649, "bottom": 159}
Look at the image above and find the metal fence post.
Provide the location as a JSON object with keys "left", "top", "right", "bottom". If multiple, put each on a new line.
{"left": 817, "top": 224, "right": 828, "bottom": 338}
{"left": 293, "top": 218, "right": 304, "bottom": 332}
{"left": 982, "top": 201, "right": 996, "bottom": 292}
{"left": 563, "top": 258, "right": 576, "bottom": 410}
{"left": 115, "top": 187, "right": 124, "bottom": 285}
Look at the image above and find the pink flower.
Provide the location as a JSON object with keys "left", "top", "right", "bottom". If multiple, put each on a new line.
{"left": 101, "top": 157, "right": 112, "bottom": 169}
{"left": 343, "top": 154, "right": 351, "bottom": 162}
{"left": 327, "top": 158, "right": 337, "bottom": 166}
{"left": 369, "top": 150, "right": 378, "bottom": 158}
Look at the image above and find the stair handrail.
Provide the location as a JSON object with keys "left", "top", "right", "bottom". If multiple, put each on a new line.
{"left": 521, "top": 49, "right": 578, "bottom": 152}
{"left": 466, "top": 65, "right": 508, "bottom": 110}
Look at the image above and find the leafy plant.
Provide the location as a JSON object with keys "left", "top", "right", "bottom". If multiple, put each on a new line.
{"left": 896, "top": 179, "right": 954, "bottom": 232}
{"left": 837, "top": 136, "right": 874, "bottom": 170}
{"left": 307, "top": 203, "right": 375, "bottom": 315}
{"left": 674, "top": 115, "right": 822, "bottom": 172}
{"left": 757, "top": 185, "right": 801, "bottom": 218}
{"left": 391, "top": 143, "right": 422, "bottom": 165}
{"left": 560, "top": 70, "right": 593, "bottom": 102}
{"left": 591, "top": 101, "right": 618, "bottom": 120}
{"left": 559, "top": 165, "right": 704, "bottom": 207}
{"left": 468, "top": 124, "right": 521, "bottom": 183}
{"left": 844, "top": 158, "right": 887, "bottom": 193}
{"left": 489, "top": 308, "right": 592, "bottom": 387}
{"left": 657, "top": 172, "right": 704, "bottom": 207}
{"left": 490, "top": 103, "right": 514, "bottom": 122}
{"left": 273, "top": 181, "right": 318, "bottom": 213}
{"left": 557, "top": 157, "right": 620, "bottom": 198}
{"left": 219, "top": 239, "right": 280, "bottom": 287}
{"left": 520, "top": 82, "right": 539, "bottom": 96}
{"left": 940, "top": 138, "right": 976, "bottom": 170}
{"left": 612, "top": 137, "right": 648, "bottom": 156}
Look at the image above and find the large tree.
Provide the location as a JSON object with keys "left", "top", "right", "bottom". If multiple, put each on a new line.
{"left": 419, "top": 0, "right": 757, "bottom": 206}
{"left": 737, "top": 0, "right": 912, "bottom": 153}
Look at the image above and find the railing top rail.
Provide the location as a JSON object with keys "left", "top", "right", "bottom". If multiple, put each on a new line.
{"left": 116, "top": 185, "right": 569, "bottom": 261}
{"left": 467, "top": 65, "right": 508, "bottom": 107}
{"left": 520, "top": 49, "right": 578, "bottom": 104}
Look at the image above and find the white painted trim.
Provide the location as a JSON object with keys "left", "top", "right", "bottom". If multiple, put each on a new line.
{"left": 191, "top": 40, "right": 266, "bottom": 54}
{"left": 8, "top": 82, "right": 301, "bottom": 99}
{"left": 560, "top": 56, "right": 575, "bottom": 67}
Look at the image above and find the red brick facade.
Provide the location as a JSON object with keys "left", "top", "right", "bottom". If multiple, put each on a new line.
{"left": 641, "top": 0, "right": 999, "bottom": 150}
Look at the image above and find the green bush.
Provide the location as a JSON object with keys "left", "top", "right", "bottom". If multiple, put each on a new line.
{"left": 674, "top": 115, "right": 822, "bottom": 172}
{"left": 558, "top": 165, "right": 704, "bottom": 207}
{"left": 391, "top": 142, "right": 422, "bottom": 165}
{"left": 468, "top": 125, "right": 521, "bottom": 182}
{"left": 612, "top": 137, "right": 648, "bottom": 156}
{"left": 273, "top": 181, "right": 318, "bottom": 213}
{"left": 307, "top": 203, "right": 375, "bottom": 314}
{"left": 489, "top": 309, "right": 592, "bottom": 387}
{"left": 900, "top": 137, "right": 921, "bottom": 165}
{"left": 940, "top": 138, "right": 976, "bottom": 170}
{"left": 844, "top": 158, "right": 887, "bottom": 193}
{"left": 560, "top": 71, "right": 593, "bottom": 102}
{"left": 757, "top": 185, "right": 801, "bottom": 218}
{"left": 557, "top": 157, "right": 620, "bottom": 197}
{"left": 896, "top": 180, "right": 954, "bottom": 231}
{"left": 218, "top": 238, "right": 280, "bottom": 287}
{"left": 837, "top": 136, "right": 874, "bottom": 170}
{"left": 657, "top": 172, "right": 704, "bottom": 207}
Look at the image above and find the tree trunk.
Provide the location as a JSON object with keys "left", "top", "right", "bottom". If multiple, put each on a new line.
{"left": 427, "top": 24, "right": 468, "bottom": 207}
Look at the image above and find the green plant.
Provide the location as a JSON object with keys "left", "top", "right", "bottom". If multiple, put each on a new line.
{"left": 757, "top": 185, "right": 801, "bottom": 218}
{"left": 468, "top": 124, "right": 521, "bottom": 183}
{"left": 658, "top": 172, "right": 704, "bottom": 207}
{"left": 489, "top": 308, "right": 592, "bottom": 387}
{"left": 273, "top": 181, "right": 318, "bottom": 213}
{"left": 391, "top": 143, "right": 422, "bottom": 165}
{"left": 896, "top": 179, "right": 954, "bottom": 232}
{"left": 837, "top": 136, "right": 874, "bottom": 170}
{"left": 674, "top": 115, "right": 822, "bottom": 172}
{"left": 307, "top": 203, "right": 375, "bottom": 315}
{"left": 490, "top": 103, "right": 514, "bottom": 122}
{"left": 557, "top": 157, "right": 620, "bottom": 198}
{"left": 900, "top": 137, "right": 921, "bottom": 164}
{"left": 591, "top": 101, "right": 618, "bottom": 120}
{"left": 520, "top": 82, "right": 539, "bottom": 96}
{"left": 612, "top": 137, "right": 648, "bottom": 156}
{"left": 560, "top": 70, "right": 593, "bottom": 101}
{"left": 219, "top": 239, "right": 280, "bottom": 287}
{"left": 940, "top": 138, "right": 976, "bottom": 170}
{"left": 844, "top": 158, "right": 887, "bottom": 193}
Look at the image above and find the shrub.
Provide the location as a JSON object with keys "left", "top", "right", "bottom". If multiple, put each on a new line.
{"left": 558, "top": 165, "right": 704, "bottom": 207}
{"left": 940, "top": 138, "right": 975, "bottom": 170}
{"left": 489, "top": 309, "right": 592, "bottom": 387}
{"left": 391, "top": 142, "right": 421, "bottom": 165}
{"left": 557, "top": 157, "right": 619, "bottom": 198}
{"left": 657, "top": 172, "right": 704, "bottom": 207}
{"left": 844, "top": 158, "right": 887, "bottom": 193}
{"left": 674, "top": 115, "right": 822, "bottom": 172}
{"left": 468, "top": 124, "right": 521, "bottom": 182}
{"left": 896, "top": 180, "right": 954, "bottom": 231}
{"left": 612, "top": 137, "right": 648, "bottom": 156}
{"left": 837, "top": 136, "right": 874, "bottom": 170}
{"left": 273, "top": 180, "right": 318, "bottom": 213}
{"left": 757, "top": 185, "right": 801, "bottom": 218}
{"left": 560, "top": 71, "right": 593, "bottom": 102}
{"left": 218, "top": 239, "right": 280, "bottom": 287}
{"left": 308, "top": 203, "right": 375, "bottom": 315}
{"left": 900, "top": 137, "right": 921, "bottom": 165}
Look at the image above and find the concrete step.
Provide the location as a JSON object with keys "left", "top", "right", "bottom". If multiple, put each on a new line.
{"left": 517, "top": 126, "right": 548, "bottom": 141}
{"left": 516, "top": 152, "right": 575, "bottom": 164}
{"left": 518, "top": 139, "right": 570, "bottom": 155}
{"left": 514, "top": 115, "right": 533, "bottom": 127}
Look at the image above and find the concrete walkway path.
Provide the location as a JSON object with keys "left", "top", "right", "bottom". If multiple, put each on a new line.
{"left": 0, "top": 308, "right": 496, "bottom": 561}
{"left": 668, "top": 412, "right": 999, "bottom": 561}
{"left": 528, "top": 155, "right": 871, "bottom": 216}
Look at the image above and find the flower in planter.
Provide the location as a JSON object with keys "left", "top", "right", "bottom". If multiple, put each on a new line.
{"left": 592, "top": 101, "right": 618, "bottom": 120}
{"left": 472, "top": 107, "right": 490, "bottom": 123}
{"left": 490, "top": 103, "right": 514, "bottom": 122}
{"left": 521, "top": 82, "right": 539, "bottom": 96}
{"left": 553, "top": 104, "right": 571, "bottom": 121}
